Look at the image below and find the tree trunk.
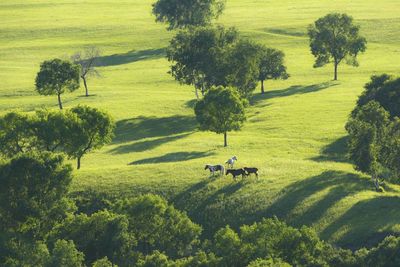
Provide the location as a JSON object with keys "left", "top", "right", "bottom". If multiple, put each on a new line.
{"left": 261, "top": 80, "right": 265, "bottom": 94}
{"left": 195, "top": 87, "right": 199, "bottom": 100}
{"left": 224, "top": 132, "right": 227, "bottom": 147}
{"left": 334, "top": 62, "right": 338, "bottom": 81}
{"left": 82, "top": 75, "right": 89, "bottom": 96}
{"left": 57, "top": 93, "right": 63, "bottom": 110}
{"left": 77, "top": 157, "right": 81, "bottom": 170}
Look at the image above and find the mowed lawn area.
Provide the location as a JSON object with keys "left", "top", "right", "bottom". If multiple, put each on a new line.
{"left": 1, "top": 0, "right": 400, "bottom": 249}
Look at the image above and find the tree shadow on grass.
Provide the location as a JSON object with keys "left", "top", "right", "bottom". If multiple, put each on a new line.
{"left": 320, "top": 196, "right": 400, "bottom": 249}
{"left": 265, "top": 171, "right": 372, "bottom": 227}
{"left": 172, "top": 178, "right": 245, "bottom": 235}
{"left": 93, "top": 48, "right": 166, "bottom": 67}
{"left": 251, "top": 82, "right": 338, "bottom": 105}
{"left": 129, "top": 151, "right": 213, "bottom": 165}
{"left": 311, "top": 136, "right": 350, "bottom": 163}
{"left": 109, "top": 133, "right": 191, "bottom": 154}
{"left": 113, "top": 115, "right": 197, "bottom": 144}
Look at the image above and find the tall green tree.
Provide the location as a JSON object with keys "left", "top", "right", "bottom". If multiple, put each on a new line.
{"left": 67, "top": 105, "right": 115, "bottom": 169}
{"left": 35, "top": 59, "right": 80, "bottom": 109}
{"left": 346, "top": 101, "right": 390, "bottom": 190}
{"left": 0, "top": 152, "right": 74, "bottom": 240}
{"left": 195, "top": 86, "right": 246, "bottom": 147}
{"left": 167, "top": 26, "right": 239, "bottom": 99}
{"left": 308, "top": 13, "right": 367, "bottom": 80}
{"left": 258, "top": 47, "right": 289, "bottom": 94}
{"left": 225, "top": 39, "right": 263, "bottom": 98}
{"left": 152, "top": 0, "right": 225, "bottom": 30}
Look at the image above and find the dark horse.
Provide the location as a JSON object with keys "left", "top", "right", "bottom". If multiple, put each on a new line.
{"left": 205, "top": 164, "right": 225, "bottom": 176}
{"left": 244, "top": 167, "right": 259, "bottom": 178}
{"left": 226, "top": 168, "right": 246, "bottom": 179}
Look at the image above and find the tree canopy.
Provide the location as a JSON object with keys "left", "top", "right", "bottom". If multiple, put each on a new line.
{"left": 195, "top": 86, "right": 246, "bottom": 146}
{"left": 258, "top": 47, "right": 289, "bottom": 94}
{"left": 152, "top": 0, "right": 225, "bottom": 30}
{"left": 35, "top": 59, "right": 80, "bottom": 109}
{"left": 308, "top": 13, "right": 367, "bottom": 80}
{"left": 168, "top": 26, "right": 262, "bottom": 99}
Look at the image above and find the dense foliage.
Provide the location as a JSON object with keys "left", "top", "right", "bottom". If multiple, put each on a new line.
{"left": 167, "top": 26, "right": 263, "bottom": 98}
{"left": 0, "top": 106, "right": 115, "bottom": 169}
{"left": 152, "top": 0, "right": 225, "bottom": 30}
{"left": 346, "top": 74, "right": 400, "bottom": 189}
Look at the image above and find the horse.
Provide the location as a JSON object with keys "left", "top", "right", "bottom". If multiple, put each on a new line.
{"left": 244, "top": 167, "right": 259, "bottom": 178}
{"left": 225, "top": 156, "right": 238, "bottom": 169}
{"left": 226, "top": 168, "right": 246, "bottom": 179}
{"left": 205, "top": 164, "right": 225, "bottom": 176}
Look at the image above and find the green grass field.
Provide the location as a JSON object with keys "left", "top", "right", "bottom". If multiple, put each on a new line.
{"left": 2, "top": 0, "right": 400, "bottom": 249}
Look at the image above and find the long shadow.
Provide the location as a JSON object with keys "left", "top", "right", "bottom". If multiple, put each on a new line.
{"left": 264, "top": 171, "right": 372, "bottom": 227}
{"left": 321, "top": 196, "right": 400, "bottom": 249}
{"left": 251, "top": 82, "right": 338, "bottom": 105}
{"left": 92, "top": 48, "right": 165, "bottom": 67}
{"left": 311, "top": 136, "right": 350, "bottom": 163}
{"left": 113, "top": 115, "right": 197, "bottom": 144}
{"left": 109, "top": 133, "right": 190, "bottom": 154}
{"left": 173, "top": 179, "right": 245, "bottom": 236}
{"left": 129, "top": 151, "right": 213, "bottom": 165}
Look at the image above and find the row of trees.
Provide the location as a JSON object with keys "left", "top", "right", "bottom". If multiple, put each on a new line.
{"left": 0, "top": 105, "right": 114, "bottom": 169}
{"left": 346, "top": 75, "right": 400, "bottom": 189}
{"left": 1, "top": 151, "right": 400, "bottom": 266}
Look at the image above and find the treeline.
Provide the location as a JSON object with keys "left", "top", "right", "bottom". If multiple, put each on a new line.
{"left": 1, "top": 152, "right": 400, "bottom": 266}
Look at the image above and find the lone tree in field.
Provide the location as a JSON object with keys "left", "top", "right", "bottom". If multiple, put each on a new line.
{"left": 35, "top": 59, "right": 80, "bottom": 109}
{"left": 71, "top": 47, "right": 101, "bottom": 97}
{"left": 308, "top": 13, "right": 367, "bottom": 80}
{"left": 195, "top": 86, "right": 246, "bottom": 147}
{"left": 258, "top": 47, "right": 289, "bottom": 94}
{"left": 66, "top": 105, "right": 115, "bottom": 169}
{"left": 152, "top": 0, "right": 225, "bottom": 30}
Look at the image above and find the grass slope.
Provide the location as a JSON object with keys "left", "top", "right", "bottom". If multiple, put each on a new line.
{"left": 1, "top": 0, "right": 400, "bottom": 249}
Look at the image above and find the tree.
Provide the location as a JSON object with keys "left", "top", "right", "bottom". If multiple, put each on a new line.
{"left": 49, "top": 210, "right": 136, "bottom": 266}
{"left": 167, "top": 26, "right": 239, "bottom": 99}
{"left": 0, "top": 112, "right": 34, "bottom": 157}
{"left": 66, "top": 105, "right": 115, "bottom": 169}
{"left": 308, "top": 13, "right": 367, "bottom": 80}
{"left": 0, "top": 152, "right": 74, "bottom": 239}
{"left": 71, "top": 47, "right": 101, "bottom": 97}
{"left": 113, "top": 194, "right": 202, "bottom": 258}
{"left": 346, "top": 101, "right": 390, "bottom": 190}
{"left": 152, "top": 0, "right": 225, "bottom": 30}
{"left": 225, "top": 39, "right": 263, "bottom": 98}
{"left": 356, "top": 74, "right": 400, "bottom": 118}
{"left": 46, "top": 240, "right": 85, "bottom": 267}
{"left": 258, "top": 47, "right": 289, "bottom": 94}
{"left": 195, "top": 86, "right": 246, "bottom": 147}
{"left": 35, "top": 59, "right": 80, "bottom": 109}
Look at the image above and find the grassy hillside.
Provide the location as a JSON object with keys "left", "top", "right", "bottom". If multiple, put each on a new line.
{"left": 1, "top": 0, "right": 400, "bottom": 249}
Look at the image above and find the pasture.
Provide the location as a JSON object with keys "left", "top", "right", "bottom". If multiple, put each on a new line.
{"left": 1, "top": 0, "right": 400, "bottom": 249}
